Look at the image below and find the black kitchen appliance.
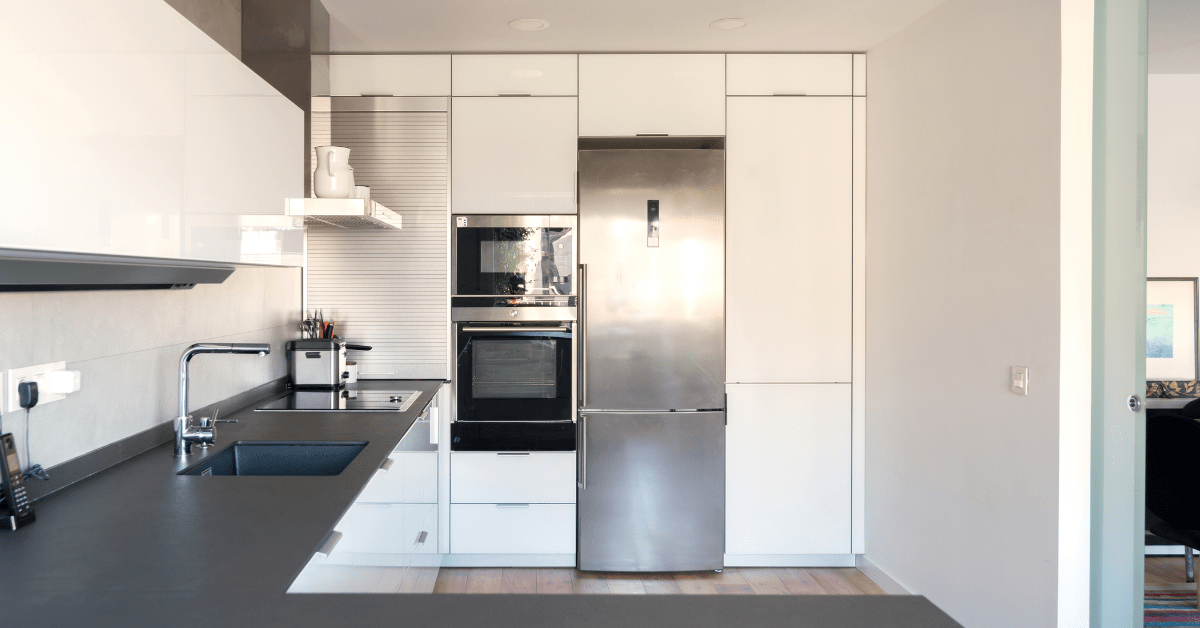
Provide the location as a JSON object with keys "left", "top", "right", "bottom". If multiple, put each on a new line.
{"left": 1, "top": 433, "right": 36, "bottom": 530}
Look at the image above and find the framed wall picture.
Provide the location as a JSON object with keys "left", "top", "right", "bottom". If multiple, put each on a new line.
{"left": 1147, "top": 277, "right": 1199, "bottom": 381}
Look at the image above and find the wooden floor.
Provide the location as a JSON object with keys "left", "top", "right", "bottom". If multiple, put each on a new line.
{"left": 431, "top": 567, "right": 887, "bottom": 595}
{"left": 1146, "top": 555, "right": 1200, "bottom": 592}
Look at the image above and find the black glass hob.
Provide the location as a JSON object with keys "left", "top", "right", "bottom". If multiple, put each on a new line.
{"left": 256, "top": 389, "right": 421, "bottom": 413}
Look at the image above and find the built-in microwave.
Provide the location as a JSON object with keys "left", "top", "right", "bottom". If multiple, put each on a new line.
{"left": 451, "top": 215, "right": 577, "bottom": 322}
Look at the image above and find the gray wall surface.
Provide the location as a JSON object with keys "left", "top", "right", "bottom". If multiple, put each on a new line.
{"left": 864, "top": 0, "right": 1061, "bottom": 626}
{"left": 0, "top": 266, "right": 300, "bottom": 471}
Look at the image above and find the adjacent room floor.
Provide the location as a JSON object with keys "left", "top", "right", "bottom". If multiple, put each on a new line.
{"left": 431, "top": 567, "right": 887, "bottom": 595}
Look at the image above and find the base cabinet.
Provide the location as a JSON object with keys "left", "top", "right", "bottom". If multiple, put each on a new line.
{"left": 725, "top": 383, "right": 852, "bottom": 555}
{"left": 450, "top": 503, "right": 576, "bottom": 554}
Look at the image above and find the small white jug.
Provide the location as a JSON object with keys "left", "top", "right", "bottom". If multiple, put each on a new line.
{"left": 314, "top": 146, "right": 354, "bottom": 198}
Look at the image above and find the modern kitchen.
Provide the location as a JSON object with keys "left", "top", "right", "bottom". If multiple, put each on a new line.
{"left": 0, "top": 1, "right": 1106, "bottom": 627}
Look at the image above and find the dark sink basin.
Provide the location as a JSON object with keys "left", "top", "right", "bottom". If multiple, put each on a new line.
{"left": 178, "top": 441, "right": 368, "bottom": 476}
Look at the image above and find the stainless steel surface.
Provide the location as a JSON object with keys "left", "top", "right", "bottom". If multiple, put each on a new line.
{"left": 461, "top": 326, "right": 570, "bottom": 333}
{"left": 1129, "top": 394, "right": 1142, "bottom": 412}
{"left": 176, "top": 343, "right": 271, "bottom": 456}
{"left": 288, "top": 342, "right": 347, "bottom": 389}
{"left": 313, "top": 96, "right": 449, "bottom": 113}
{"left": 0, "top": 247, "right": 234, "bottom": 291}
{"left": 496, "top": 452, "right": 530, "bottom": 456}
{"left": 308, "top": 102, "right": 448, "bottom": 379}
{"left": 317, "top": 531, "right": 343, "bottom": 556}
{"left": 578, "top": 149, "right": 726, "bottom": 411}
{"left": 580, "top": 413, "right": 587, "bottom": 490}
{"left": 577, "top": 411, "right": 725, "bottom": 572}
{"left": 579, "top": 263, "right": 588, "bottom": 408}
{"left": 451, "top": 307, "right": 576, "bottom": 322}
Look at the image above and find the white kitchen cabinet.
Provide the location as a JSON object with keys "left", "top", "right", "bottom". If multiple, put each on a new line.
{"left": 451, "top": 97, "right": 577, "bottom": 214}
{"left": 450, "top": 504, "right": 576, "bottom": 554}
{"left": 726, "top": 96, "right": 852, "bottom": 383}
{"left": 579, "top": 54, "right": 725, "bottom": 136}
{"left": 725, "top": 383, "right": 851, "bottom": 555}
{"left": 726, "top": 54, "right": 853, "bottom": 96}
{"left": 452, "top": 55, "right": 577, "bottom": 96}
{"left": 450, "top": 452, "right": 576, "bottom": 504}
{"left": 330, "top": 502, "right": 436, "bottom": 560}
{"left": 354, "top": 451, "right": 438, "bottom": 504}
{"left": 327, "top": 55, "right": 450, "bottom": 96}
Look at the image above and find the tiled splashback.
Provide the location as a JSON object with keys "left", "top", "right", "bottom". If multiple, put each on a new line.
{"left": 0, "top": 265, "right": 300, "bottom": 471}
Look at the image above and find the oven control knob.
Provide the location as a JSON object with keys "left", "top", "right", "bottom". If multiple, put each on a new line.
{"left": 509, "top": 309, "right": 518, "bottom": 318}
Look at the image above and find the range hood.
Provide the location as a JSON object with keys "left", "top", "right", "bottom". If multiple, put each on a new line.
{"left": 286, "top": 198, "right": 402, "bottom": 230}
{"left": 0, "top": 248, "right": 234, "bottom": 292}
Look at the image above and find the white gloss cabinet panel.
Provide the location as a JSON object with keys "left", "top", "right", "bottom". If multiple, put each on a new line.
{"left": 578, "top": 54, "right": 725, "bottom": 136}
{"left": 450, "top": 504, "right": 576, "bottom": 554}
{"left": 331, "top": 502, "right": 438, "bottom": 558}
{"left": 327, "top": 55, "right": 450, "bottom": 96}
{"left": 450, "top": 452, "right": 576, "bottom": 504}
{"left": 354, "top": 451, "right": 438, "bottom": 504}
{"left": 452, "top": 55, "right": 577, "bottom": 96}
{"left": 451, "top": 97, "right": 578, "bottom": 214}
{"left": 725, "top": 383, "right": 852, "bottom": 555}
{"left": 726, "top": 97, "right": 852, "bottom": 383}
{"left": 726, "top": 54, "right": 853, "bottom": 96}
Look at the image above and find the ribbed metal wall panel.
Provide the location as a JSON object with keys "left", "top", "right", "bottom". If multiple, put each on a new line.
{"left": 308, "top": 108, "right": 448, "bottom": 379}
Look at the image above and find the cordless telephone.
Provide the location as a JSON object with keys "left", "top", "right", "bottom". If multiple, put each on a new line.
{"left": 0, "top": 433, "right": 36, "bottom": 530}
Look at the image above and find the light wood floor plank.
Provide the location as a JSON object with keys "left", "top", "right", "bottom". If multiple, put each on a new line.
{"left": 773, "top": 568, "right": 827, "bottom": 595}
{"left": 641, "top": 574, "right": 684, "bottom": 594}
{"left": 536, "top": 568, "right": 575, "bottom": 594}
{"left": 606, "top": 573, "right": 648, "bottom": 594}
{"left": 809, "top": 568, "right": 862, "bottom": 595}
{"left": 433, "top": 568, "right": 468, "bottom": 593}
{"left": 573, "top": 571, "right": 611, "bottom": 594}
{"left": 675, "top": 573, "right": 720, "bottom": 594}
{"left": 465, "top": 568, "right": 503, "bottom": 594}
{"left": 841, "top": 568, "right": 887, "bottom": 595}
{"left": 711, "top": 569, "right": 755, "bottom": 595}
{"left": 501, "top": 569, "right": 538, "bottom": 594}
{"left": 739, "top": 568, "right": 790, "bottom": 595}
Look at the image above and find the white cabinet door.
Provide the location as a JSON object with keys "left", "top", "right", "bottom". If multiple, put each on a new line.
{"left": 726, "top": 97, "right": 852, "bottom": 383}
{"left": 451, "top": 97, "right": 577, "bottom": 214}
{"left": 450, "top": 504, "right": 576, "bottom": 554}
{"left": 328, "top": 55, "right": 450, "bottom": 96}
{"left": 331, "top": 503, "right": 433, "bottom": 558}
{"left": 453, "top": 55, "right": 577, "bottom": 96}
{"left": 355, "top": 451, "right": 438, "bottom": 503}
{"left": 579, "top": 54, "right": 725, "bottom": 136}
{"left": 726, "top": 54, "right": 852, "bottom": 96}
{"left": 725, "top": 383, "right": 851, "bottom": 555}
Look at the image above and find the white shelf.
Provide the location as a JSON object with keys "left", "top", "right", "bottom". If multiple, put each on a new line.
{"left": 285, "top": 198, "right": 403, "bottom": 230}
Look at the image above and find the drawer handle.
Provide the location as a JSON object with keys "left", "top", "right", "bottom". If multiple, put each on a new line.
{"left": 499, "top": 92, "right": 532, "bottom": 97}
{"left": 496, "top": 452, "right": 530, "bottom": 456}
{"left": 773, "top": 91, "right": 808, "bottom": 96}
{"left": 415, "top": 531, "right": 428, "bottom": 544}
{"left": 379, "top": 458, "right": 394, "bottom": 472}
{"left": 496, "top": 503, "right": 531, "bottom": 508}
{"left": 317, "top": 530, "right": 343, "bottom": 556}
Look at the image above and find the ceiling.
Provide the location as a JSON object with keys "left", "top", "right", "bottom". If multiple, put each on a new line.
{"left": 1150, "top": 0, "right": 1200, "bottom": 73}
{"left": 321, "top": 0, "right": 948, "bottom": 53}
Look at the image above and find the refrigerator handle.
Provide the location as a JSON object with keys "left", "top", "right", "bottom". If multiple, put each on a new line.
{"left": 578, "top": 263, "right": 588, "bottom": 409}
{"left": 580, "top": 413, "right": 587, "bottom": 490}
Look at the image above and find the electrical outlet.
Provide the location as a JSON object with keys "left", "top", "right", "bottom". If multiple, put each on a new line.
{"left": 6, "top": 361, "right": 67, "bottom": 413}
{"left": 1011, "top": 366, "right": 1029, "bottom": 396}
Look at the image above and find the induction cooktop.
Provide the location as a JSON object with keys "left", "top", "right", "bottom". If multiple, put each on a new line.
{"left": 256, "top": 390, "right": 421, "bottom": 413}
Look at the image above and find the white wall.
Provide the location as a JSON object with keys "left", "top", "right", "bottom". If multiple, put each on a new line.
{"left": 864, "top": 1, "right": 1061, "bottom": 626}
{"left": 0, "top": 265, "right": 300, "bottom": 471}
{"left": 1147, "top": 74, "right": 1200, "bottom": 279}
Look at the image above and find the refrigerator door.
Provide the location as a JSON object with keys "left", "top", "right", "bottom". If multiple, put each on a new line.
{"left": 577, "top": 411, "right": 725, "bottom": 572}
{"left": 578, "top": 149, "right": 725, "bottom": 411}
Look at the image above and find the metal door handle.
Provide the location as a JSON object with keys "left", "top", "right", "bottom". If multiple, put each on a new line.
{"left": 415, "top": 531, "right": 428, "bottom": 544}
{"left": 579, "top": 263, "right": 588, "bottom": 408}
{"left": 580, "top": 414, "right": 587, "bottom": 490}
{"left": 317, "top": 530, "right": 343, "bottom": 556}
{"left": 461, "top": 326, "right": 570, "bottom": 333}
{"left": 379, "top": 457, "right": 394, "bottom": 472}
{"left": 497, "top": 452, "right": 530, "bottom": 456}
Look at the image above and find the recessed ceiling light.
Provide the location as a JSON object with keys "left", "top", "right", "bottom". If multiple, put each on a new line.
{"left": 509, "top": 19, "right": 550, "bottom": 31}
{"left": 709, "top": 18, "right": 749, "bottom": 30}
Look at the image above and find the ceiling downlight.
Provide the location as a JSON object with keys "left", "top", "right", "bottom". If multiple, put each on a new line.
{"left": 508, "top": 18, "right": 550, "bottom": 31}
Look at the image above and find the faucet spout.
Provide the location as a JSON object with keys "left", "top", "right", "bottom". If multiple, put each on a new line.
{"left": 175, "top": 343, "right": 271, "bottom": 457}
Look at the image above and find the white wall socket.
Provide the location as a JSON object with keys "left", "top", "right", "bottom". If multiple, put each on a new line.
{"left": 6, "top": 361, "right": 68, "bottom": 413}
{"left": 1011, "top": 365, "right": 1029, "bottom": 396}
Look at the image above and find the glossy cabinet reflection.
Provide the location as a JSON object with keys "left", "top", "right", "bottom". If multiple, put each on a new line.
{"left": 0, "top": 0, "right": 302, "bottom": 265}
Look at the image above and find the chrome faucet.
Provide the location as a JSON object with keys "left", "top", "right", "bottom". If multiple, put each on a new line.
{"left": 176, "top": 343, "right": 271, "bottom": 457}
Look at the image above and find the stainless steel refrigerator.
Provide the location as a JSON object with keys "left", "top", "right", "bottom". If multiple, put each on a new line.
{"left": 577, "top": 146, "right": 725, "bottom": 572}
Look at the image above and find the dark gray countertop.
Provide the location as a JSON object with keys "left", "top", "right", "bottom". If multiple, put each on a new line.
{"left": 1, "top": 379, "right": 961, "bottom": 628}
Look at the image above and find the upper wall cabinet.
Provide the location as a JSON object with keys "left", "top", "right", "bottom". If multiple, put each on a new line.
{"left": 579, "top": 54, "right": 725, "bottom": 136}
{"left": 726, "top": 54, "right": 855, "bottom": 96}
{"left": 453, "top": 55, "right": 577, "bottom": 96}
{"left": 452, "top": 97, "right": 578, "bottom": 214}
{"left": 0, "top": 0, "right": 302, "bottom": 265}
{"left": 327, "top": 55, "right": 451, "bottom": 96}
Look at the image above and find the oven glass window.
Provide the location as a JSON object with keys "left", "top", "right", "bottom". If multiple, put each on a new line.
{"left": 472, "top": 339, "right": 557, "bottom": 399}
{"left": 457, "top": 226, "right": 574, "bottom": 296}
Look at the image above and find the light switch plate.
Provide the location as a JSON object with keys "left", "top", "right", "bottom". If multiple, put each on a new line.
{"left": 1011, "top": 366, "right": 1029, "bottom": 396}
{"left": 6, "top": 361, "right": 67, "bottom": 413}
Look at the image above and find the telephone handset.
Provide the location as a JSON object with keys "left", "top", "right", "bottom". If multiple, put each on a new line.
{"left": 0, "top": 433, "right": 36, "bottom": 530}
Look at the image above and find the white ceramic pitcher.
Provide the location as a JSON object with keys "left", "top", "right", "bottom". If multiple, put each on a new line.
{"left": 314, "top": 146, "right": 355, "bottom": 198}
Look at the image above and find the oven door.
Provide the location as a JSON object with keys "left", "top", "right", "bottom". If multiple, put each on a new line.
{"left": 452, "top": 215, "right": 577, "bottom": 321}
{"left": 456, "top": 323, "right": 574, "bottom": 423}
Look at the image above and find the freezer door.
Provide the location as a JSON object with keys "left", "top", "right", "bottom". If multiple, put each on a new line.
{"left": 578, "top": 149, "right": 725, "bottom": 411}
{"left": 578, "top": 411, "right": 724, "bottom": 572}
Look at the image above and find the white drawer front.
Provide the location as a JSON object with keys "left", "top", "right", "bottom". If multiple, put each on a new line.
{"left": 452, "top": 54, "right": 578, "bottom": 96}
{"left": 331, "top": 503, "right": 435, "bottom": 558}
{"left": 450, "top": 503, "right": 576, "bottom": 554}
{"left": 726, "top": 54, "right": 852, "bottom": 96}
{"left": 355, "top": 451, "right": 438, "bottom": 504}
{"left": 451, "top": 451, "right": 576, "bottom": 504}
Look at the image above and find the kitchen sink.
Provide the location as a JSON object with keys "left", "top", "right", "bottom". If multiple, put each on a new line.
{"left": 178, "top": 441, "right": 368, "bottom": 476}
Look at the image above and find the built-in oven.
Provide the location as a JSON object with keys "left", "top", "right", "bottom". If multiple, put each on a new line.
{"left": 452, "top": 215, "right": 576, "bottom": 322}
{"left": 451, "top": 322, "right": 576, "bottom": 451}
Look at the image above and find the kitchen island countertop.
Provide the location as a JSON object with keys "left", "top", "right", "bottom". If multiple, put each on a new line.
{"left": 0, "top": 379, "right": 960, "bottom": 628}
